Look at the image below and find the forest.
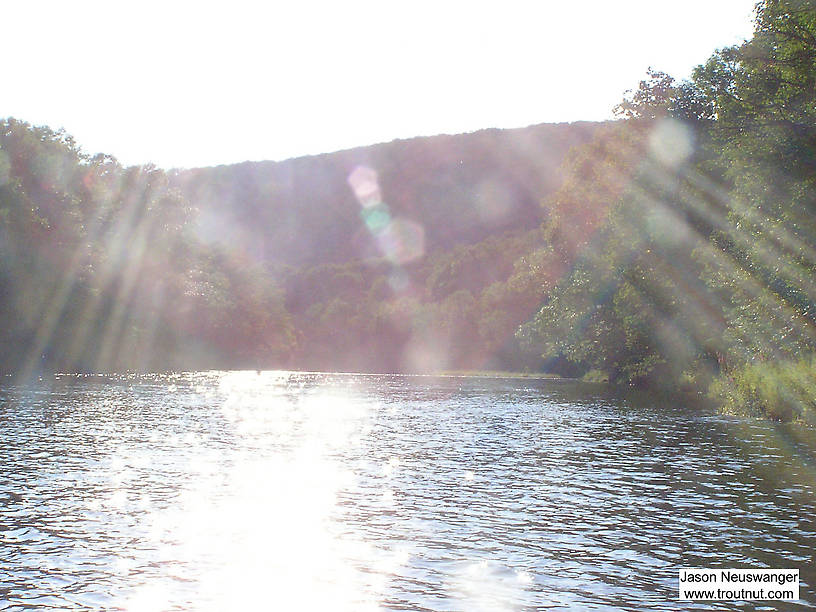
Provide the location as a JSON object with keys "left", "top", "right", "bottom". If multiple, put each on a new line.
{"left": 1, "top": 0, "right": 814, "bottom": 422}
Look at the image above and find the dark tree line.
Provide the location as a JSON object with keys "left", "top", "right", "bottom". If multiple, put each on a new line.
{"left": 0, "top": 120, "right": 295, "bottom": 375}
{"left": 520, "top": 0, "right": 816, "bottom": 421}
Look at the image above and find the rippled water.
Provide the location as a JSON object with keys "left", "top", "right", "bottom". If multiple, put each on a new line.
{"left": 1, "top": 371, "right": 815, "bottom": 610}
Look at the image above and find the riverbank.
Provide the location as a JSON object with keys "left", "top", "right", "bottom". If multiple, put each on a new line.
{"left": 436, "top": 370, "right": 568, "bottom": 380}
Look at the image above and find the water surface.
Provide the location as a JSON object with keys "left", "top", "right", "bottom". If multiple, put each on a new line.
{"left": 1, "top": 371, "right": 814, "bottom": 610}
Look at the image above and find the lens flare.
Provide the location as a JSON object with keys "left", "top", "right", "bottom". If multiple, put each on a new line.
{"left": 347, "top": 165, "right": 425, "bottom": 265}
{"left": 649, "top": 118, "right": 694, "bottom": 168}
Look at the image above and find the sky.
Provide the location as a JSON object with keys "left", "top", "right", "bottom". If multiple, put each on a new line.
{"left": 3, "top": 0, "right": 758, "bottom": 169}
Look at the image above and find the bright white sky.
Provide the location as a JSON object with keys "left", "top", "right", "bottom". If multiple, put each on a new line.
{"left": 3, "top": 0, "right": 757, "bottom": 169}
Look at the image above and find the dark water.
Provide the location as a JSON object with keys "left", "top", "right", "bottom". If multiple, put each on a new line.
{"left": 1, "top": 371, "right": 814, "bottom": 611}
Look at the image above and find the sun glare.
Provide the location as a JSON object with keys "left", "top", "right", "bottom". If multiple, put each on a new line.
{"left": 116, "top": 372, "right": 401, "bottom": 611}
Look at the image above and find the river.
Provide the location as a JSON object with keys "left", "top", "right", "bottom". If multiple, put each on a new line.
{"left": 1, "top": 371, "right": 814, "bottom": 610}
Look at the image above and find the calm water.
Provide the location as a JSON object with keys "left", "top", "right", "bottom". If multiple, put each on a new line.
{"left": 1, "top": 371, "right": 815, "bottom": 611}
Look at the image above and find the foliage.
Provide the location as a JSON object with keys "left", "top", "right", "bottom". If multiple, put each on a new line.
{"left": 614, "top": 68, "right": 716, "bottom": 125}
{"left": 0, "top": 118, "right": 296, "bottom": 374}
{"left": 581, "top": 369, "right": 610, "bottom": 383}
{"left": 709, "top": 357, "right": 816, "bottom": 423}
{"left": 519, "top": 121, "right": 719, "bottom": 386}
{"left": 518, "top": 0, "right": 816, "bottom": 417}
{"left": 692, "top": 0, "right": 816, "bottom": 365}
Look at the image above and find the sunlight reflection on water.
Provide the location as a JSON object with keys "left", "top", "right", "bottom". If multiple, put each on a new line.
{"left": 124, "top": 371, "right": 387, "bottom": 611}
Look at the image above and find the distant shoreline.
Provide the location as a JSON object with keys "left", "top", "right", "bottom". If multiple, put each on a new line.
{"left": 435, "top": 370, "right": 573, "bottom": 380}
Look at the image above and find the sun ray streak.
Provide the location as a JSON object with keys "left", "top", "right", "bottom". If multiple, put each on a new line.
{"left": 94, "top": 189, "right": 161, "bottom": 372}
